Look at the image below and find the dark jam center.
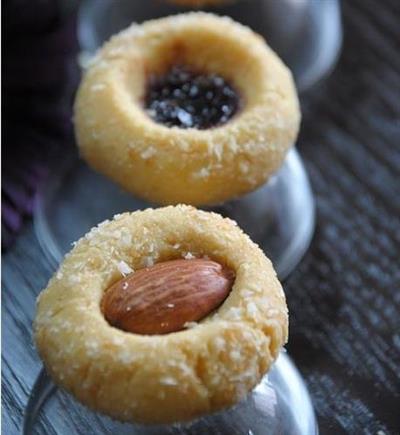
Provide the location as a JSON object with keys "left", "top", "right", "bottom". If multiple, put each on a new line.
{"left": 145, "top": 66, "right": 240, "bottom": 129}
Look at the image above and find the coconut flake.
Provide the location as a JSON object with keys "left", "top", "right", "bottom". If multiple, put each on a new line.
{"left": 141, "top": 146, "right": 156, "bottom": 159}
{"left": 214, "top": 337, "right": 226, "bottom": 351}
{"left": 91, "top": 83, "right": 106, "bottom": 92}
{"left": 193, "top": 167, "right": 210, "bottom": 179}
{"left": 247, "top": 302, "right": 258, "bottom": 317}
{"left": 118, "top": 349, "right": 135, "bottom": 364}
{"left": 143, "top": 256, "right": 154, "bottom": 267}
{"left": 117, "top": 261, "right": 133, "bottom": 276}
{"left": 160, "top": 376, "right": 178, "bottom": 386}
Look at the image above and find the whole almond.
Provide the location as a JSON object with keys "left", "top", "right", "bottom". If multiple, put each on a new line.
{"left": 101, "top": 258, "right": 235, "bottom": 335}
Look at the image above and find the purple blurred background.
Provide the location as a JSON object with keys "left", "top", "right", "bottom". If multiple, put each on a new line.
{"left": 2, "top": 0, "right": 79, "bottom": 249}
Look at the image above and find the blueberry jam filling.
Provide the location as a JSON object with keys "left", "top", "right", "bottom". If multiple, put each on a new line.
{"left": 145, "top": 66, "right": 241, "bottom": 129}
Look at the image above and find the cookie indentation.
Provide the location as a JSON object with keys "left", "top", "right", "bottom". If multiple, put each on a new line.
{"left": 145, "top": 66, "right": 240, "bottom": 129}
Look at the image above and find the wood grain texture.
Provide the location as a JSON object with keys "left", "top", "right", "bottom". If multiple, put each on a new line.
{"left": 285, "top": 0, "right": 400, "bottom": 433}
{"left": 2, "top": 0, "right": 400, "bottom": 434}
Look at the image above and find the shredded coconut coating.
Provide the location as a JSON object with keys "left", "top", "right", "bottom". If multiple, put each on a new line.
{"left": 74, "top": 13, "right": 300, "bottom": 206}
{"left": 34, "top": 205, "right": 288, "bottom": 424}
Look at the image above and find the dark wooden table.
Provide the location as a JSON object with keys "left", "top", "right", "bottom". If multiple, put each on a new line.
{"left": 2, "top": 0, "right": 400, "bottom": 434}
